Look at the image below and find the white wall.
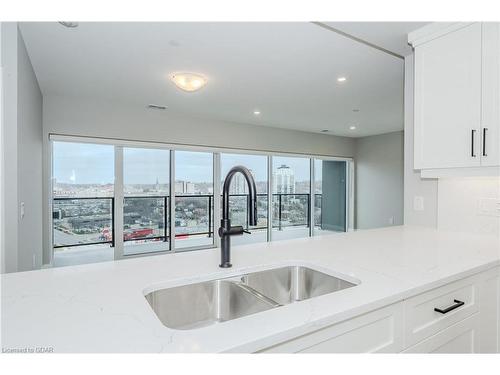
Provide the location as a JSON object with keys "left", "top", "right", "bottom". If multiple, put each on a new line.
{"left": 17, "top": 27, "right": 43, "bottom": 271}
{"left": 0, "top": 22, "right": 4, "bottom": 273}
{"left": 1, "top": 23, "right": 19, "bottom": 273}
{"left": 403, "top": 55, "right": 439, "bottom": 228}
{"left": 354, "top": 131, "right": 404, "bottom": 229}
{"left": 43, "top": 95, "right": 355, "bottom": 157}
{"left": 1, "top": 23, "right": 43, "bottom": 273}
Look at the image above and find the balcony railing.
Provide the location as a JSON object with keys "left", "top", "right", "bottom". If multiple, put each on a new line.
{"left": 124, "top": 195, "right": 168, "bottom": 243}
{"left": 53, "top": 197, "right": 115, "bottom": 248}
{"left": 53, "top": 193, "right": 323, "bottom": 248}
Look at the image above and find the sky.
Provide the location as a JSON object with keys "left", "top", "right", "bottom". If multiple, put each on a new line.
{"left": 54, "top": 142, "right": 316, "bottom": 185}
{"left": 53, "top": 142, "right": 115, "bottom": 184}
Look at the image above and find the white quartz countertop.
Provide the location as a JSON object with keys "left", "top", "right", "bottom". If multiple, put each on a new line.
{"left": 2, "top": 226, "right": 500, "bottom": 353}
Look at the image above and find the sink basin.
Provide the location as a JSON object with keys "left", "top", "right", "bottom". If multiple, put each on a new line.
{"left": 145, "top": 279, "right": 277, "bottom": 330}
{"left": 145, "top": 265, "right": 357, "bottom": 330}
{"left": 240, "top": 266, "right": 356, "bottom": 305}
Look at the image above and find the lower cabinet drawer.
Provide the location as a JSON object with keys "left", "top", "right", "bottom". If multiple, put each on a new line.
{"left": 254, "top": 268, "right": 497, "bottom": 353}
{"left": 403, "top": 314, "right": 480, "bottom": 353}
{"left": 258, "top": 303, "right": 404, "bottom": 353}
{"left": 404, "top": 275, "right": 479, "bottom": 347}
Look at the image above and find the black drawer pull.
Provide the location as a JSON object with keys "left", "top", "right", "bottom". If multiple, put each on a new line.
{"left": 434, "top": 299, "right": 465, "bottom": 314}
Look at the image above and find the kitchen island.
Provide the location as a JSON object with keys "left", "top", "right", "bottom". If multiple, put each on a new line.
{"left": 1, "top": 226, "right": 499, "bottom": 353}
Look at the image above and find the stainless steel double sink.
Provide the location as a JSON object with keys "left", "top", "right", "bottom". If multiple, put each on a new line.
{"left": 145, "top": 265, "right": 357, "bottom": 330}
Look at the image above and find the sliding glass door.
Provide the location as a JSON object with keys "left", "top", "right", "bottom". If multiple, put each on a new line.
{"left": 123, "top": 147, "right": 170, "bottom": 255}
{"left": 313, "top": 159, "right": 347, "bottom": 235}
{"left": 174, "top": 150, "right": 214, "bottom": 250}
{"left": 52, "top": 141, "right": 115, "bottom": 267}
{"left": 51, "top": 137, "right": 351, "bottom": 267}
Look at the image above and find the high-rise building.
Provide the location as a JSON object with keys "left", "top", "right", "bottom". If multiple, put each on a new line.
{"left": 185, "top": 182, "right": 195, "bottom": 194}
{"left": 229, "top": 169, "right": 253, "bottom": 194}
{"left": 175, "top": 180, "right": 197, "bottom": 194}
{"left": 273, "top": 165, "right": 295, "bottom": 194}
{"left": 174, "top": 181, "right": 183, "bottom": 194}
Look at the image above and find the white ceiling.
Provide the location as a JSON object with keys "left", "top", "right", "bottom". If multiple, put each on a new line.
{"left": 324, "top": 22, "right": 431, "bottom": 57}
{"left": 20, "top": 22, "right": 414, "bottom": 138}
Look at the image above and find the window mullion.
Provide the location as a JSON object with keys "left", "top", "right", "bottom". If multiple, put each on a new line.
{"left": 267, "top": 155, "right": 273, "bottom": 242}
{"left": 169, "top": 150, "right": 176, "bottom": 252}
{"left": 213, "top": 153, "right": 221, "bottom": 249}
{"left": 309, "top": 158, "right": 315, "bottom": 237}
{"left": 113, "top": 146, "right": 124, "bottom": 260}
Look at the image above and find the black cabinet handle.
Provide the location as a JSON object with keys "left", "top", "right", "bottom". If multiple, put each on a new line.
{"left": 482, "top": 128, "right": 488, "bottom": 157}
{"left": 434, "top": 299, "right": 465, "bottom": 314}
{"left": 471, "top": 129, "right": 477, "bottom": 157}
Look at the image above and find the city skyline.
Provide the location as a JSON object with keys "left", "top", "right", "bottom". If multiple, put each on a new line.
{"left": 54, "top": 142, "right": 313, "bottom": 185}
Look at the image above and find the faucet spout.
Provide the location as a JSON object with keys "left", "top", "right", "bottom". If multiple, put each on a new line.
{"left": 219, "top": 166, "right": 258, "bottom": 268}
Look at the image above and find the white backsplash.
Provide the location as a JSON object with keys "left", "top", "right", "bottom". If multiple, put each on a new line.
{"left": 437, "top": 177, "right": 500, "bottom": 235}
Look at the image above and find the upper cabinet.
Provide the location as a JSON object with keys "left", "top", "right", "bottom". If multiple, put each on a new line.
{"left": 481, "top": 23, "right": 500, "bottom": 168}
{"left": 409, "top": 23, "right": 500, "bottom": 176}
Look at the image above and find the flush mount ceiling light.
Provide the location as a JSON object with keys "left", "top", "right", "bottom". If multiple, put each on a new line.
{"left": 171, "top": 73, "right": 207, "bottom": 92}
{"left": 253, "top": 110, "right": 261, "bottom": 116}
{"left": 349, "top": 125, "right": 357, "bottom": 130}
{"left": 337, "top": 76, "right": 347, "bottom": 83}
{"left": 58, "top": 21, "right": 79, "bottom": 28}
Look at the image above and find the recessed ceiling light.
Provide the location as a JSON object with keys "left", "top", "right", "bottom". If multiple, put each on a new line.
{"left": 337, "top": 76, "right": 347, "bottom": 83}
{"left": 171, "top": 73, "right": 207, "bottom": 92}
{"left": 349, "top": 126, "right": 357, "bottom": 130}
{"left": 58, "top": 22, "right": 79, "bottom": 28}
{"left": 253, "top": 110, "right": 261, "bottom": 116}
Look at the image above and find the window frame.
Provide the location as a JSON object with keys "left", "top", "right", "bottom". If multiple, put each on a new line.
{"left": 47, "top": 134, "right": 353, "bottom": 266}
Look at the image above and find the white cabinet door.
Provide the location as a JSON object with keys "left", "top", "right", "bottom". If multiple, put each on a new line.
{"left": 481, "top": 23, "right": 500, "bottom": 167}
{"left": 403, "top": 314, "right": 480, "bottom": 353}
{"left": 414, "top": 23, "right": 482, "bottom": 169}
{"left": 258, "top": 303, "right": 404, "bottom": 353}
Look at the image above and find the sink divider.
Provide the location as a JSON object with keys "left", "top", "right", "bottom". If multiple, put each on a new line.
{"left": 234, "top": 282, "right": 282, "bottom": 308}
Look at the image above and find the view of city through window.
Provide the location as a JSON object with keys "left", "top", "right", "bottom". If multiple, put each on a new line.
{"left": 174, "top": 151, "right": 214, "bottom": 249}
{"left": 123, "top": 147, "right": 170, "bottom": 255}
{"left": 272, "top": 156, "right": 311, "bottom": 241}
{"left": 52, "top": 142, "right": 115, "bottom": 266}
{"left": 51, "top": 140, "right": 348, "bottom": 267}
{"left": 221, "top": 153, "right": 268, "bottom": 245}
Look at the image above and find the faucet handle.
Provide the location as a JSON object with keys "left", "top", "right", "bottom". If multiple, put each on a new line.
{"left": 243, "top": 229, "right": 252, "bottom": 234}
{"left": 225, "top": 225, "right": 246, "bottom": 236}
